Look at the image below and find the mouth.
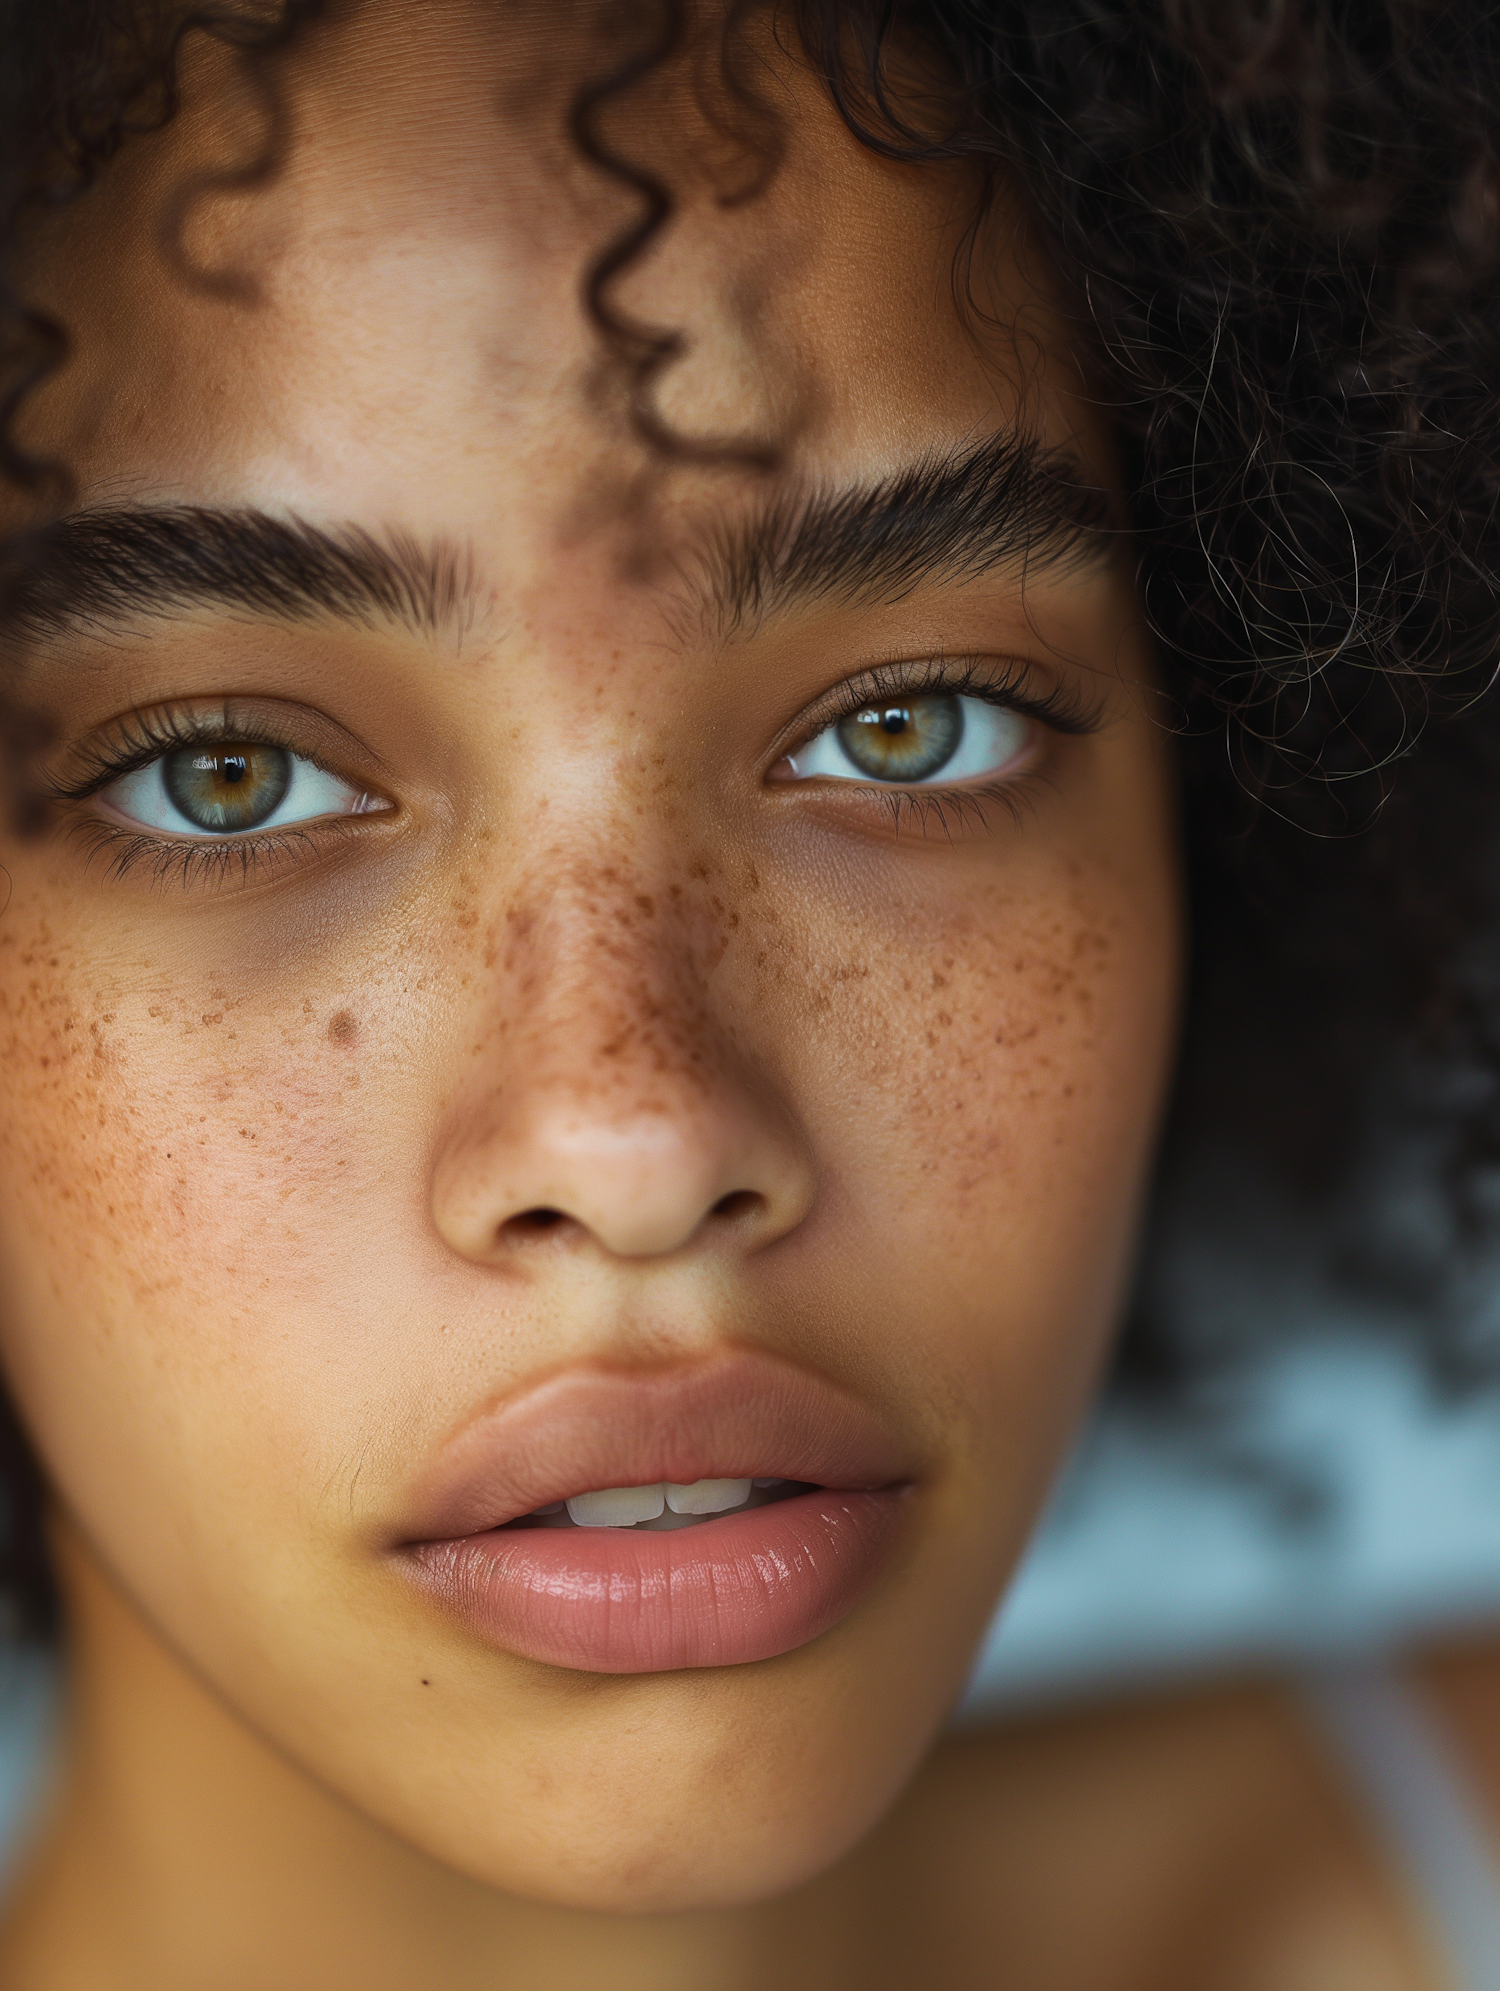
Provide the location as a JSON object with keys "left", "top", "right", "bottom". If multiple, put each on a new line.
{"left": 501, "top": 1475, "right": 814, "bottom": 1529}
{"left": 396, "top": 1353, "right": 913, "bottom": 1674}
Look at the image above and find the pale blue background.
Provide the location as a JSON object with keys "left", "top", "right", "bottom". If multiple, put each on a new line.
{"left": 962, "top": 1336, "right": 1500, "bottom": 1715}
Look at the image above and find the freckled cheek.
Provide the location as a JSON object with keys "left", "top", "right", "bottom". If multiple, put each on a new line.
{"left": 806, "top": 908, "right": 1166, "bottom": 1247}
{"left": 772, "top": 906, "right": 1169, "bottom": 1460}
{"left": 0, "top": 995, "right": 381, "bottom": 1360}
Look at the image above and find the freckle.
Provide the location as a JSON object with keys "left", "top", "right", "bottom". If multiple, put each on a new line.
{"left": 328, "top": 1010, "right": 359, "bottom": 1046}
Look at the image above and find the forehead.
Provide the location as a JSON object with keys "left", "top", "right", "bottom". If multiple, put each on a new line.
{"left": 17, "top": 1, "right": 1088, "bottom": 558}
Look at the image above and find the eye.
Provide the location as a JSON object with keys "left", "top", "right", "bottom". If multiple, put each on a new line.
{"left": 783, "top": 694, "right": 1031, "bottom": 786}
{"left": 101, "top": 744, "right": 386, "bottom": 837}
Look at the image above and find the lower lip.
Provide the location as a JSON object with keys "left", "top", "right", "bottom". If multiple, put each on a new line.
{"left": 407, "top": 1487, "right": 907, "bottom": 1674}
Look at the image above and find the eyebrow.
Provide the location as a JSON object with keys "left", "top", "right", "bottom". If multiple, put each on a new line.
{"left": 1, "top": 432, "right": 1111, "bottom": 655}
{"left": 1, "top": 507, "right": 479, "bottom": 647}
{"left": 695, "top": 431, "right": 1116, "bottom": 638}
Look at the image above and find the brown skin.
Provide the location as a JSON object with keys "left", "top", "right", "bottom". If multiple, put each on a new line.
{"left": 875, "top": 1633, "right": 1500, "bottom": 1991}
{"left": 6, "top": 1574, "right": 1469, "bottom": 1991}
{"left": 813, "top": 1672, "right": 1451, "bottom": 1991}
{"left": 0, "top": 3, "right": 1182, "bottom": 1983}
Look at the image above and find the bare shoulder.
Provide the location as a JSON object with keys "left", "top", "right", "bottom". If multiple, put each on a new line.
{"left": 1417, "top": 1631, "right": 1500, "bottom": 1793}
{"left": 781, "top": 1675, "right": 1446, "bottom": 1991}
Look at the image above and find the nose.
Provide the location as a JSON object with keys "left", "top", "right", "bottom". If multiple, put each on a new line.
{"left": 429, "top": 895, "right": 815, "bottom": 1266}
{"left": 434, "top": 1100, "right": 810, "bottom": 1261}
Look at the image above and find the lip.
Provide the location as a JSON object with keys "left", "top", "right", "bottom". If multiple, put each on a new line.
{"left": 396, "top": 1350, "right": 914, "bottom": 1674}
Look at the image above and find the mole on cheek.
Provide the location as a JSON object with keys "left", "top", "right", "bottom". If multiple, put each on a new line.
{"left": 327, "top": 1010, "right": 359, "bottom": 1047}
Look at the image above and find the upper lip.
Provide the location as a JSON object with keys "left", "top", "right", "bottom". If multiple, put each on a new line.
{"left": 395, "top": 1348, "right": 913, "bottom": 1545}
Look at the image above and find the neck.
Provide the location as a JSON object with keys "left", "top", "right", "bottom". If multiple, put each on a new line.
{"left": 0, "top": 1516, "right": 836, "bottom": 1991}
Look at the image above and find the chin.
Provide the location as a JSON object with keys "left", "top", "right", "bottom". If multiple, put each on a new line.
{"left": 445, "top": 1772, "right": 894, "bottom": 1917}
{"left": 361, "top": 1644, "right": 940, "bottom": 1916}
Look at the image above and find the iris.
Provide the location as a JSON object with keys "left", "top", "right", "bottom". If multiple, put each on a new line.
{"left": 836, "top": 696, "right": 963, "bottom": 781}
{"left": 163, "top": 746, "right": 292, "bottom": 833}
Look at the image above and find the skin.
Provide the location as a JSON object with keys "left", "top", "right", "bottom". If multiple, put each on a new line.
{"left": 0, "top": 2, "right": 1180, "bottom": 1983}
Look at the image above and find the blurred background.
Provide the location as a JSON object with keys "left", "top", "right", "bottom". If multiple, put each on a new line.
{"left": 965, "top": 1332, "right": 1500, "bottom": 1715}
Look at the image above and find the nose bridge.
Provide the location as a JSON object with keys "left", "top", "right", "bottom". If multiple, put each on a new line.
{"left": 499, "top": 850, "right": 715, "bottom": 1103}
{"left": 431, "top": 842, "right": 813, "bottom": 1264}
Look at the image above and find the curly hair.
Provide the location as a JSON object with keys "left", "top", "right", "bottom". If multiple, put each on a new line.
{"left": 0, "top": 0, "right": 1498, "bottom": 1630}
{"left": 792, "top": 0, "right": 1500, "bottom": 1411}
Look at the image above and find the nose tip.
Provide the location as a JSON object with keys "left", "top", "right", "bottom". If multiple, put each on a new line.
{"left": 431, "top": 1102, "right": 812, "bottom": 1265}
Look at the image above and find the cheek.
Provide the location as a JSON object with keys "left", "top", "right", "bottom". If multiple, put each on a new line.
{"left": 886, "top": 908, "right": 1138, "bottom": 1207}
{"left": 761, "top": 856, "right": 1177, "bottom": 1397}
{"left": 801, "top": 883, "right": 1162, "bottom": 1180}
{"left": 0, "top": 906, "right": 403, "bottom": 1467}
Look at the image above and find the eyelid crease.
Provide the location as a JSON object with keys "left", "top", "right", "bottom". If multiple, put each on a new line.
{"left": 788, "top": 653, "right": 1103, "bottom": 755}
{"left": 45, "top": 700, "right": 382, "bottom": 805}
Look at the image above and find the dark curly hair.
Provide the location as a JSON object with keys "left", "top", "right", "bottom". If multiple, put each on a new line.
{"left": 0, "top": 0, "right": 1498, "bottom": 1630}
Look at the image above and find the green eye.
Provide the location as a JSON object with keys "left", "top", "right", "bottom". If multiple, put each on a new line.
{"left": 835, "top": 698, "right": 963, "bottom": 781}
{"left": 787, "top": 695, "right": 1030, "bottom": 786}
{"left": 103, "top": 743, "right": 386, "bottom": 836}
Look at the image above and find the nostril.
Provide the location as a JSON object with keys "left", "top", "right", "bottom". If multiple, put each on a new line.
{"left": 710, "top": 1190, "right": 763, "bottom": 1224}
{"left": 485, "top": 1191, "right": 773, "bottom": 1258}
{"left": 498, "top": 1207, "right": 569, "bottom": 1241}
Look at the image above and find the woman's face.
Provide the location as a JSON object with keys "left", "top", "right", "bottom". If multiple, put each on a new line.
{"left": 0, "top": 2, "right": 1179, "bottom": 1912}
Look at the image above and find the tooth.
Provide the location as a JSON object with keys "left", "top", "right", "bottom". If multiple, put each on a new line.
{"left": 566, "top": 1484, "right": 665, "bottom": 1528}
{"left": 664, "top": 1477, "right": 753, "bottom": 1515}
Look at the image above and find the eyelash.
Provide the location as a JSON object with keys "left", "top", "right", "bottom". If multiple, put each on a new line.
{"left": 787, "top": 654, "right": 1100, "bottom": 833}
{"left": 46, "top": 654, "right": 1095, "bottom": 885}
{"left": 53, "top": 703, "right": 304, "bottom": 799}
{"left": 810, "top": 655, "right": 1100, "bottom": 740}
{"left": 49, "top": 705, "right": 372, "bottom": 888}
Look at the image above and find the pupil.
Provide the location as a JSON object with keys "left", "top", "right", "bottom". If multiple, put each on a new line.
{"left": 222, "top": 755, "right": 249, "bottom": 786}
{"left": 881, "top": 710, "right": 908, "bottom": 735}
